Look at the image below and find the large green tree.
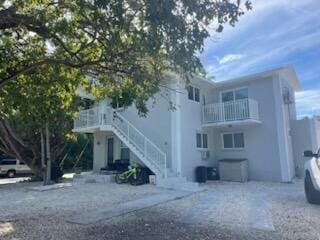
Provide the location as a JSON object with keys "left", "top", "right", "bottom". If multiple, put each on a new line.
{"left": 1, "top": 0, "right": 252, "bottom": 113}
{"left": 0, "top": 1, "right": 252, "bottom": 183}
{"left": 0, "top": 64, "right": 84, "bottom": 182}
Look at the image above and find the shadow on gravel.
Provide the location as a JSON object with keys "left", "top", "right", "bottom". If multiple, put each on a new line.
{"left": 83, "top": 218, "right": 281, "bottom": 240}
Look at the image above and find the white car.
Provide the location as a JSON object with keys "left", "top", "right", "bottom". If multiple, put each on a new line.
{"left": 0, "top": 159, "right": 33, "bottom": 178}
{"left": 304, "top": 150, "right": 320, "bottom": 204}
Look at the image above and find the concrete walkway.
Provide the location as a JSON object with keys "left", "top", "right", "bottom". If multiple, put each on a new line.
{"left": 67, "top": 191, "right": 194, "bottom": 225}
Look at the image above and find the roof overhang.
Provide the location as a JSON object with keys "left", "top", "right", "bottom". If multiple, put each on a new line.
{"left": 212, "top": 65, "right": 302, "bottom": 91}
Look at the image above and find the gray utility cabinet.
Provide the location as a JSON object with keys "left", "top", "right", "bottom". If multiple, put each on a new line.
{"left": 218, "top": 159, "right": 248, "bottom": 182}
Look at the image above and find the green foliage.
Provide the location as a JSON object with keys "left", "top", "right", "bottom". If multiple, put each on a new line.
{"left": 0, "top": 64, "right": 84, "bottom": 171}
{"left": 0, "top": 0, "right": 252, "bottom": 171}
{"left": 60, "top": 134, "right": 93, "bottom": 171}
{"left": 0, "top": 0, "right": 252, "bottom": 114}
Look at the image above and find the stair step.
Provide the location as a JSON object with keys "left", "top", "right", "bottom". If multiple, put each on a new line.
{"left": 110, "top": 123, "right": 170, "bottom": 180}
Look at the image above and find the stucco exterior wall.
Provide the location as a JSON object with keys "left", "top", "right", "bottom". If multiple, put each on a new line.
{"left": 93, "top": 132, "right": 135, "bottom": 172}
{"left": 93, "top": 132, "right": 107, "bottom": 172}
{"left": 279, "top": 76, "right": 296, "bottom": 180}
{"left": 208, "top": 77, "right": 283, "bottom": 181}
{"left": 119, "top": 87, "right": 173, "bottom": 168}
{"left": 89, "top": 70, "right": 298, "bottom": 183}
{"left": 176, "top": 84, "right": 215, "bottom": 181}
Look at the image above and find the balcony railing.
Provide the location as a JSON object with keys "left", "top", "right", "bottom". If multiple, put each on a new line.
{"left": 73, "top": 106, "right": 167, "bottom": 177}
{"left": 73, "top": 107, "right": 114, "bottom": 129}
{"left": 73, "top": 107, "right": 100, "bottom": 129}
{"left": 202, "top": 99, "right": 259, "bottom": 124}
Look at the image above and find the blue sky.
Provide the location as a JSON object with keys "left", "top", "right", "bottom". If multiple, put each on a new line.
{"left": 201, "top": 0, "right": 320, "bottom": 119}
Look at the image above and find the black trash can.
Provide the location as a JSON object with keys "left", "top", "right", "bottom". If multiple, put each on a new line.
{"left": 114, "top": 159, "right": 130, "bottom": 172}
{"left": 207, "top": 167, "right": 219, "bottom": 180}
{"left": 140, "top": 167, "right": 151, "bottom": 183}
{"left": 195, "top": 166, "right": 207, "bottom": 183}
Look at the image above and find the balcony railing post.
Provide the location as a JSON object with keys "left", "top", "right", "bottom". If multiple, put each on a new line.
{"left": 127, "top": 124, "right": 130, "bottom": 142}
{"left": 164, "top": 154, "right": 167, "bottom": 178}
{"left": 144, "top": 139, "right": 147, "bottom": 157}
{"left": 221, "top": 102, "right": 225, "bottom": 122}
{"left": 86, "top": 110, "right": 89, "bottom": 127}
{"left": 248, "top": 99, "right": 251, "bottom": 119}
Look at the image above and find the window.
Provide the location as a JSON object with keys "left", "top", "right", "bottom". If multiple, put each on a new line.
{"left": 235, "top": 88, "right": 248, "bottom": 100}
{"left": 196, "top": 133, "right": 208, "bottom": 149}
{"left": 234, "top": 133, "right": 245, "bottom": 148}
{"left": 221, "top": 88, "right": 248, "bottom": 102}
{"left": 222, "top": 133, "right": 233, "bottom": 149}
{"left": 187, "top": 85, "right": 200, "bottom": 102}
{"left": 202, "top": 134, "right": 208, "bottom": 148}
{"left": 196, "top": 133, "right": 202, "bottom": 148}
{"left": 0, "top": 160, "right": 17, "bottom": 165}
{"left": 222, "top": 132, "right": 245, "bottom": 149}
{"left": 194, "top": 88, "right": 200, "bottom": 102}
{"left": 222, "top": 91, "right": 234, "bottom": 102}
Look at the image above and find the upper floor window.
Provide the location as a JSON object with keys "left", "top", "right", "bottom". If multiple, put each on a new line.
{"left": 221, "top": 88, "right": 248, "bottom": 102}
{"left": 222, "top": 132, "right": 245, "bottom": 149}
{"left": 196, "top": 133, "right": 208, "bottom": 149}
{"left": 187, "top": 86, "right": 200, "bottom": 102}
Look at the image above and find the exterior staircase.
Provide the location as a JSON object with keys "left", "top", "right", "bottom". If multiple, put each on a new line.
{"left": 73, "top": 106, "right": 199, "bottom": 191}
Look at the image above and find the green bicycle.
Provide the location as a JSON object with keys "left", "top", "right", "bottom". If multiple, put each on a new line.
{"left": 115, "top": 165, "right": 145, "bottom": 185}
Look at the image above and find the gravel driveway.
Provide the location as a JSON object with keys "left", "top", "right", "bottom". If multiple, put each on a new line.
{"left": 0, "top": 180, "right": 319, "bottom": 240}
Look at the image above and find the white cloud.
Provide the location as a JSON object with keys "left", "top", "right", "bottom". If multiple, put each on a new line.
{"left": 202, "top": 0, "right": 320, "bottom": 81}
{"left": 295, "top": 90, "right": 320, "bottom": 119}
{"left": 213, "top": 31, "right": 320, "bottom": 80}
{"left": 218, "top": 54, "right": 245, "bottom": 65}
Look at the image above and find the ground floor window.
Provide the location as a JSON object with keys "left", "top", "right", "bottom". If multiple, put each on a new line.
{"left": 196, "top": 133, "right": 208, "bottom": 149}
{"left": 222, "top": 132, "right": 244, "bottom": 149}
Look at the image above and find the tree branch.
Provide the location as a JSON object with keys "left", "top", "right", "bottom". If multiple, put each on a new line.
{"left": 0, "top": 58, "right": 102, "bottom": 88}
{"left": 0, "top": 120, "right": 24, "bottom": 161}
{"left": 3, "top": 119, "right": 28, "bottom": 148}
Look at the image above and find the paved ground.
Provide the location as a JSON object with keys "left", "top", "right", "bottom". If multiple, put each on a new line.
{"left": 0, "top": 180, "right": 320, "bottom": 240}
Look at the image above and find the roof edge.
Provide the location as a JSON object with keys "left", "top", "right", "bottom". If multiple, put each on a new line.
{"left": 212, "top": 65, "right": 302, "bottom": 91}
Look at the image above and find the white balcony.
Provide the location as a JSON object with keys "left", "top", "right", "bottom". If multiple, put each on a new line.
{"left": 73, "top": 107, "right": 114, "bottom": 132}
{"left": 202, "top": 99, "right": 261, "bottom": 127}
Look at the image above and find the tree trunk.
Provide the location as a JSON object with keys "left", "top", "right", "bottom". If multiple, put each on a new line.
{"left": 44, "top": 122, "right": 51, "bottom": 185}
{"left": 40, "top": 131, "right": 46, "bottom": 183}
